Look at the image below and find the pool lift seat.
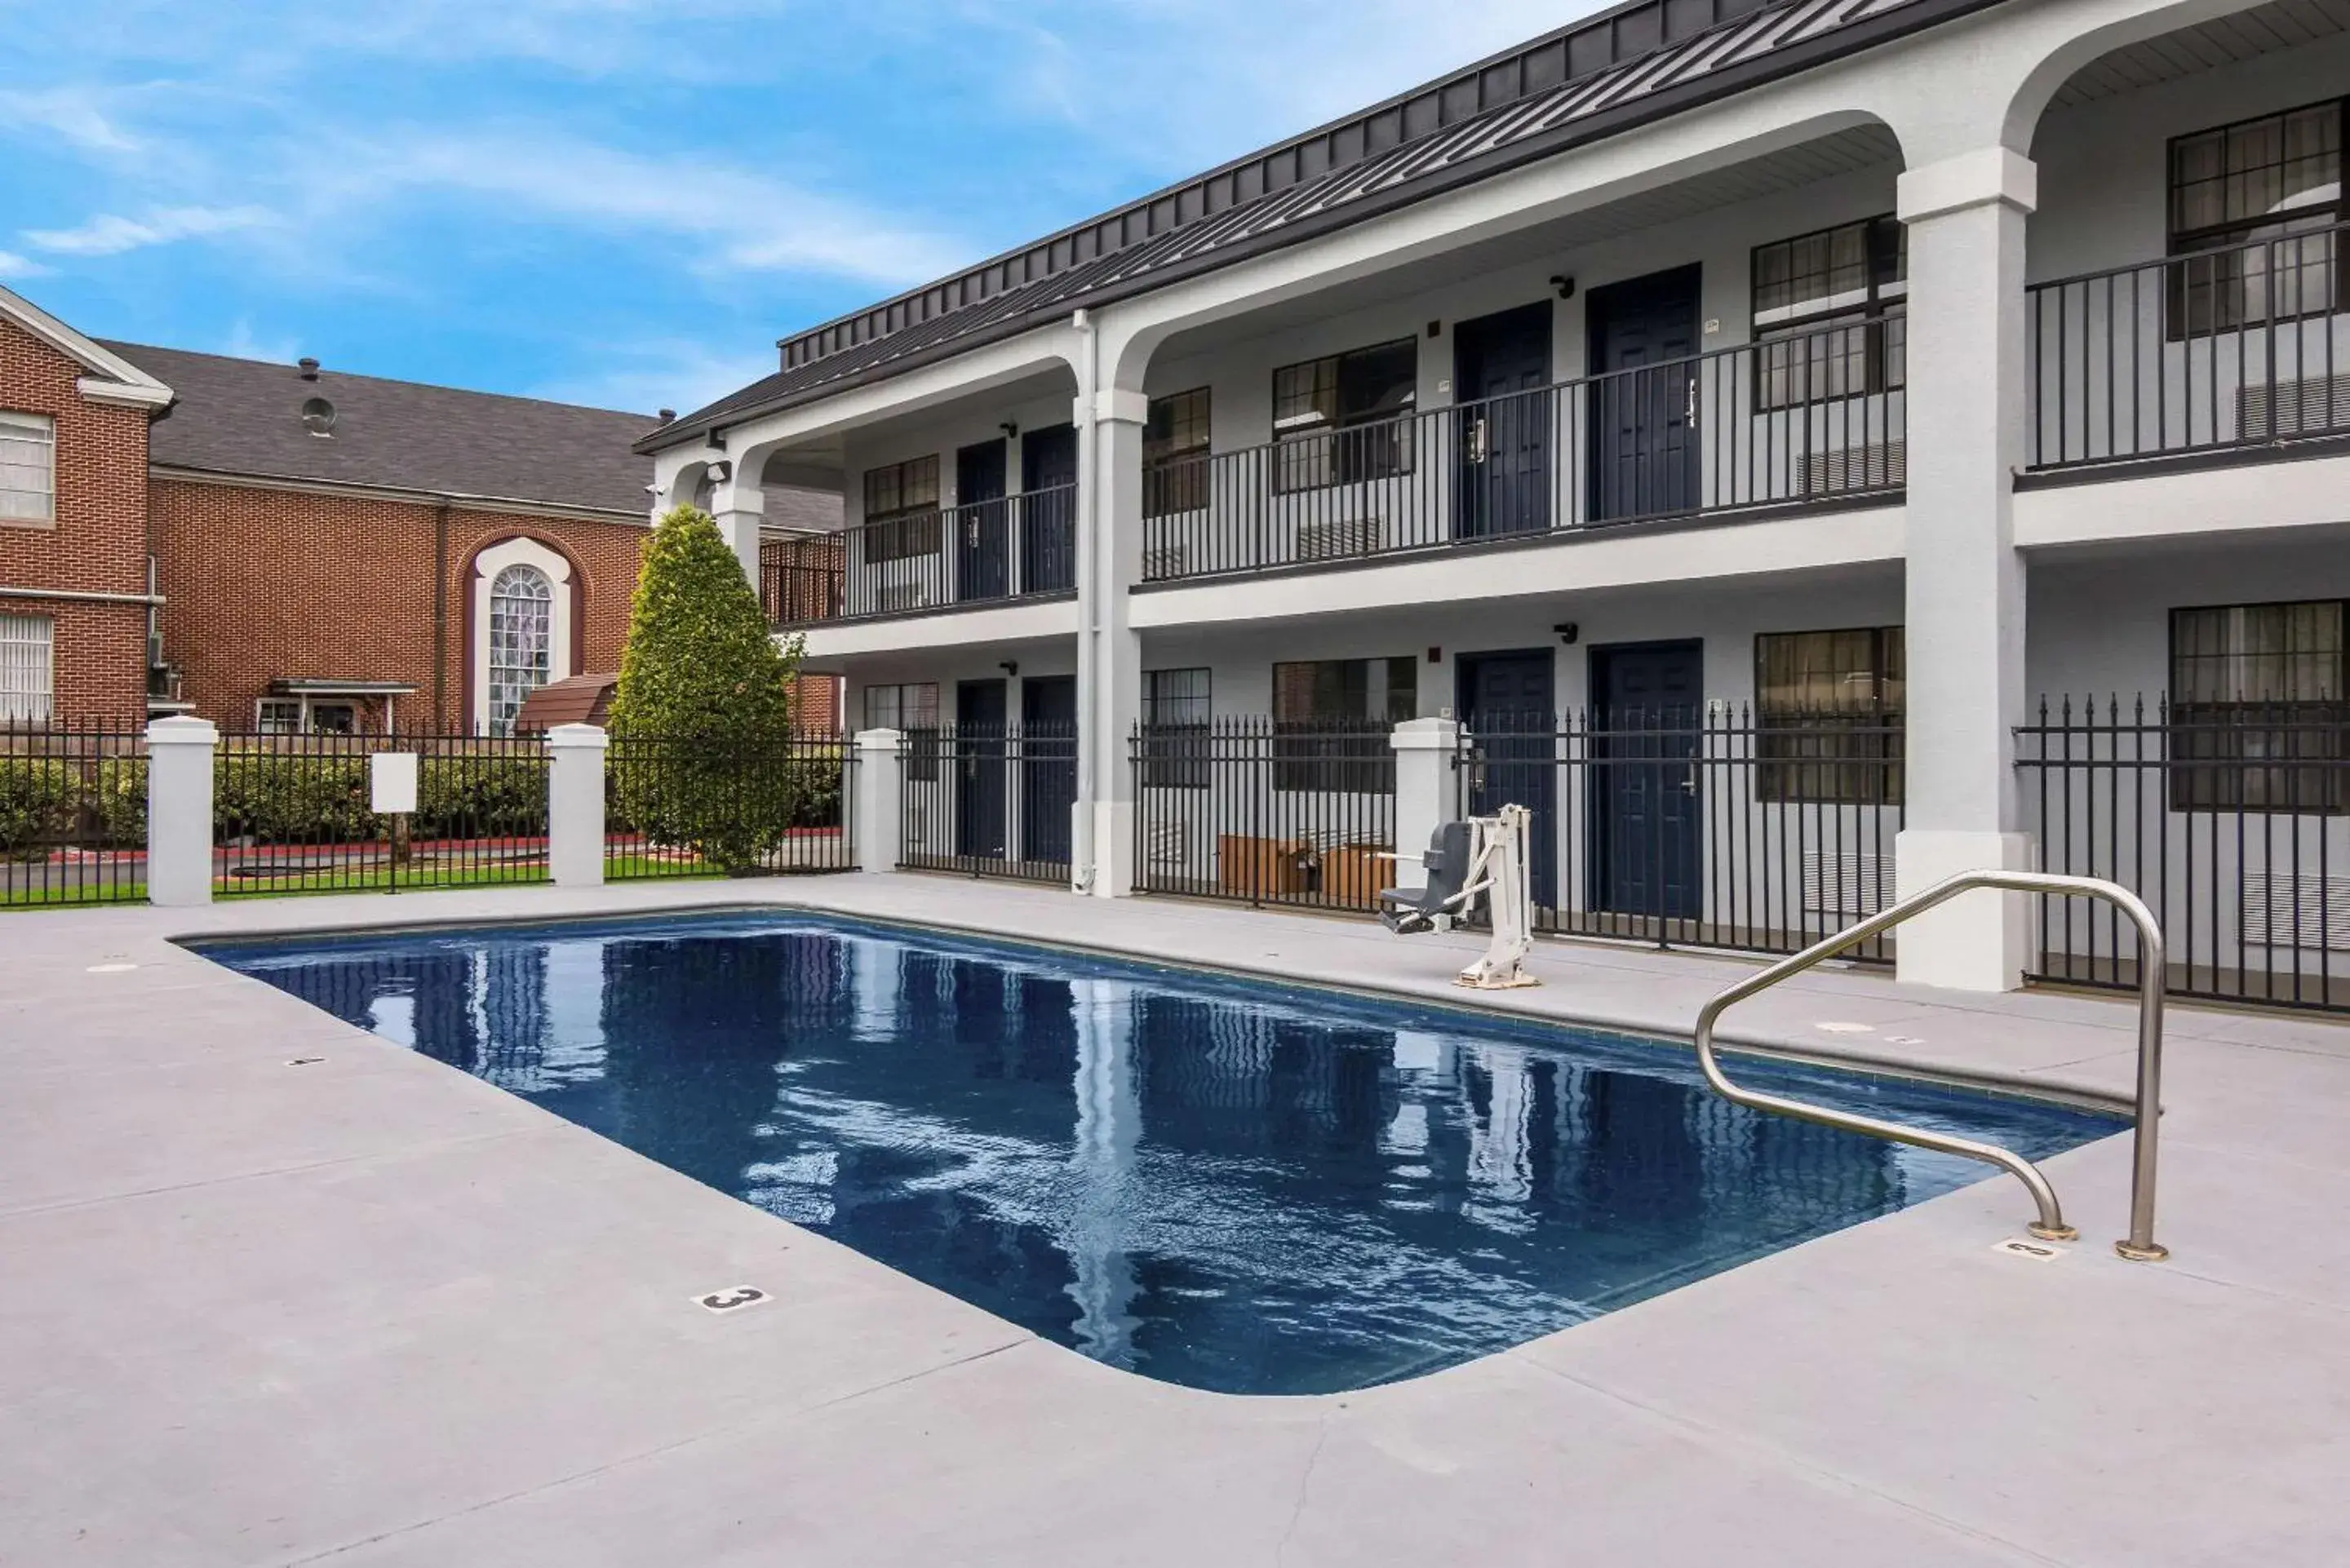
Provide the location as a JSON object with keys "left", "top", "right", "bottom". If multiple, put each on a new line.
{"left": 1379, "top": 804, "right": 1538, "bottom": 990}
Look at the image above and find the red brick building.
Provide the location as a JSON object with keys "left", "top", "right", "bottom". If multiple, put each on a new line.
{"left": 0, "top": 283, "right": 840, "bottom": 736}
{"left": 0, "top": 290, "right": 173, "bottom": 728}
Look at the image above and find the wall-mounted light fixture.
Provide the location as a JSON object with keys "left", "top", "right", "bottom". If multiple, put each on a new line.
{"left": 1000, "top": 422, "right": 1020, "bottom": 440}
{"left": 706, "top": 459, "right": 733, "bottom": 485}
{"left": 1554, "top": 622, "right": 1580, "bottom": 646}
{"left": 1000, "top": 661, "right": 1020, "bottom": 678}
{"left": 1550, "top": 275, "right": 1577, "bottom": 301}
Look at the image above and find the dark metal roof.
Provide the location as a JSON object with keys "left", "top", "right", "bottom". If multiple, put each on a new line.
{"left": 107, "top": 341, "right": 663, "bottom": 516}
{"left": 646, "top": 0, "right": 1993, "bottom": 454}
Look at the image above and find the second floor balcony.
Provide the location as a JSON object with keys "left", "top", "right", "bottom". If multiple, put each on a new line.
{"left": 1142, "top": 316, "right": 1905, "bottom": 586}
{"left": 768, "top": 482, "right": 1077, "bottom": 629}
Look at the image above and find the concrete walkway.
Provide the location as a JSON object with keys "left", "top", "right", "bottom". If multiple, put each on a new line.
{"left": 2, "top": 875, "right": 2343, "bottom": 1566}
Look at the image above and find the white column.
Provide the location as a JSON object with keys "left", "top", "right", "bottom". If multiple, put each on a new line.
{"left": 545, "top": 724, "right": 608, "bottom": 888}
{"left": 1078, "top": 388, "right": 1147, "bottom": 898}
{"left": 713, "top": 488, "right": 765, "bottom": 596}
{"left": 144, "top": 715, "right": 216, "bottom": 907}
{"left": 1895, "top": 147, "right": 2038, "bottom": 992}
{"left": 1391, "top": 716, "right": 1463, "bottom": 874}
{"left": 853, "top": 727, "right": 903, "bottom": 874}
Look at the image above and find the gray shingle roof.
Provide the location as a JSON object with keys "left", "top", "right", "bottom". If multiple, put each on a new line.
{"left": 645, "top": 0, "right": 1989, "bottom": 454}
{"left": 107, "top": 341, "right": 662, "bottom": 516}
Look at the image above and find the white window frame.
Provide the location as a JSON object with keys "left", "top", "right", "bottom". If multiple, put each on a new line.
{"left": 0, "top": 411, "right": 57, "bottom": 526}
{"left": 469, "top": 538, "right": 574, "bottom": 736}
{"left": 0, "top": 612, "right": 55, "bottom": 724}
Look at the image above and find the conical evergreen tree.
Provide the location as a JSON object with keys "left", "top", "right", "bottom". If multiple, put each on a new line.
{"left": 609, "top": 506, "right": 807, "bottom": 870}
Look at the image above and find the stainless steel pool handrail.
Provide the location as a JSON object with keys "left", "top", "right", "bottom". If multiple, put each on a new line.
{"left": 1692, "top": 870, "right": 2169, "bottom": 1263}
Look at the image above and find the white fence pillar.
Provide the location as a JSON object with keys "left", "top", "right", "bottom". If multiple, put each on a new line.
{"left": 854, "top": 728, "right": 903, "bottom": 874}
{"left": 145, "top": 715, "right": 216, "bottom": 907}
{"left": 546, "top": 724, "right": 608, "bottom": 888}
{"left": 1391, "top": 717, "right": 1462, "bottom": 876}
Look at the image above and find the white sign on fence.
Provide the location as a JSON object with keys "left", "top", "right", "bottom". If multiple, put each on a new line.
{"left": 370, "top": 751, "right": 419, "bottom": 816}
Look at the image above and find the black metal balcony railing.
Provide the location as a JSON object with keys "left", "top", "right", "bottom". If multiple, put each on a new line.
{"left": 1142, "top": 317, "right": 1905, "bottom": 584}
{"left": 793, "top": 483, "right": 1078, "bottom": 625}
{"left": 760, "top": 549, "right": 844, "bottom": 629}
{"left": 2028, "top": 220, "right": 2350, "bottom": 472}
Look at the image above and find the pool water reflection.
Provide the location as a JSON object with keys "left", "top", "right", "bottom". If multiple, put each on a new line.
{"left": 206, "top": 913, "right": 2122, "bottom": 1396}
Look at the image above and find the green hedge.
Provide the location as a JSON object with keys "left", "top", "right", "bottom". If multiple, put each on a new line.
{"left": 0, "top": 756, "right": 145, "bottom": 858}
{"left": 213, "top": 747, "right": 548, "bottom": 845}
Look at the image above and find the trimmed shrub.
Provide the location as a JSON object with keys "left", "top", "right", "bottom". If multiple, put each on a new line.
{"left": 0, "top": 759, "right": 78, "bottom": 859}
{"left": 609, "top": 507, "right": 808, "bottom": 870}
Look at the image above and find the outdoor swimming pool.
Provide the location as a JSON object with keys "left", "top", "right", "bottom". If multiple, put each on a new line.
{"left": 204, "top": 911, "right": 2124, "bottom": 1396}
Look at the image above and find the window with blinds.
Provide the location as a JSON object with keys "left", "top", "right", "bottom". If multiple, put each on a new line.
{"left": 1271, "top": 656, "right": 1412, "bottom": 793}
{"left": 861, "top": 457, "right": 942, "bottom": 564}
{"left": 1754, "top": 627, "right": 1904, "bottom": 804}
{"left": 0, "top": 412, "right": 56, "bottom": 524}
{"left": 2170, "top": 600, "right": 2348, "bottom": 813}
{"left": 0, "top": 613, "right": 55, "bottom": 724}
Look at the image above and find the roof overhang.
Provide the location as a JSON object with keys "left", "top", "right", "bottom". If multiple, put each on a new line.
{"left": 0, "top": 283, "right": 175, "bottom": 410}
{"left": 269, "top": 680, "right": 419, "bottom": 697}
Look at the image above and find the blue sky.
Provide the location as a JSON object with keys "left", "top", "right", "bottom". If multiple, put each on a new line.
{"left": 0, "top": 1, "right": 1597, "bottom": 417}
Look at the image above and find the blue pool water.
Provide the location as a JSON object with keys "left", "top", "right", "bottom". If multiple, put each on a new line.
{"left": 203, "top": 912, "right": 2122, "bottom": 1396}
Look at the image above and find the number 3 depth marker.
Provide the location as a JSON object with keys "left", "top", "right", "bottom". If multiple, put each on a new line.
{"left": 694, "top": 1287, "right": 771, "bottom": 1313}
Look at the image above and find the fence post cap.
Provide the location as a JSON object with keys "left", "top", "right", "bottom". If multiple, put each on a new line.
{"left": 853, "top": 726, "right": 904, "bottom": 752}
{"left": 145, "top": 715, "right": 219, "bottom": 745}
{"left": 544, "top": 723, "right": 610, "bottom": 749}
{"left": 1390, "top": 716, "right": 1462, "bottom": 751}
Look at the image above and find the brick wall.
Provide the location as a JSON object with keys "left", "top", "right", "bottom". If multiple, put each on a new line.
{"left": 154, "top": 478, "right": 843, "bottom": 734}
{"left": 0, "top": 317, "right": 153, "bottom": 725}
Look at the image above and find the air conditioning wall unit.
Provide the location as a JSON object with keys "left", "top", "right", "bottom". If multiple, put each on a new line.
{"left": 1802, "top": 849, "right": 1892, "bottom": 922}
{"left": 2241, "top": 871, "right": 2350, "bottom": 950}
{"left": 1801, "top": 441, "right": 1906, "bottom": 494}
{"left": 1297, "top": 515, "right": 1382, "bottom": 560}
{"left": 2240, "top": 374, "right": 2350, "bottom": 441}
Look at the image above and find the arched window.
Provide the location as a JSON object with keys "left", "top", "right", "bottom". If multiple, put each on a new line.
{"left": 486, "top": 564, "right": 554, "bottom": 736}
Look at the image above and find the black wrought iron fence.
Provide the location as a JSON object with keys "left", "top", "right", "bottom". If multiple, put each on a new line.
{"left": 902, "top": 723, "right": 1075, "bottom": 884}
{"left": 605, "top": 732, "right": 854, "bottom": 880}
{"left": 1130, "top": 719, "right": 1398, "bottom": 913}
{"left": 2028, "top": 220, "right": 2350, "bottom": 471}
{"left": 0, "top": 722, "right": 147, "bottom": 909}
{"left": 1450, "top": 709, "right": 1906, "bottom": 963}
{"left": 213, "top": 732, "right": 550, "bottom": 897}
{"left": 1141, "top": 317, "right": 1905, "bottom": 583}
{"left": 2020, "top": 696, "right": 2350, "bottom": 1012}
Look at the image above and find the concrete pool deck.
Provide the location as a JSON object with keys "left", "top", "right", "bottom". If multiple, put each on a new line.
{"left": 2, "top": 875, "right": 2344, "bottom": 1566}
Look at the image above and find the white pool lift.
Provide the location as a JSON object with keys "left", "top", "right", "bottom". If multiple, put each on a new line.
{"left": 1378, "top": 804, "right": 1539, "bottom": 990}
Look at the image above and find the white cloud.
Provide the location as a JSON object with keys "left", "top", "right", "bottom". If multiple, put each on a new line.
{"left": 0, "top": 86, "right": 141, "bottom": 153}
{"left": 23, "top": 204, "right": 278, "bottom": 257}
{"left": 220, "top": 319, "right": 302, "bottom": 364}
{"left": 0, "top": 250, "right": 50, "bottom": 280}
{"left": 528, "top": 336, "right": 778, "bottom": 416}
{"left": 309, "top": 131, "right": 968, "bottom": 289}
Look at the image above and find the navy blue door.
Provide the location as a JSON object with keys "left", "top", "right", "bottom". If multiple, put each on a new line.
{"left": 1586, "top": 266, "right": 1701, "bottom": 524}
{"left": 1589, "top": 642, "right": 1702, "bottom": 921}
{"left": 1021, "top": 425, "right": 1079, "bottom": 595}
{"left": 1020, "top": 675, "right": 1077, "bottom": 869}
{"left": 1457, "top": 650, "right": 1557, "bottom": 910}
{"left": 956, "top": 679, "right": 1008, "bottom": 860}
{"left": 1453, "top": 303, "right": 1554, "bottom": 540}
{"left": 956, "top": 441, "right": 1010, "bottom": 600}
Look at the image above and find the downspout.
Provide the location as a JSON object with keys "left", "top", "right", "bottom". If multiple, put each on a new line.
{"left": 432, "top": 499, "right": 451, "bottom": 731}
{"left": 1070, "top": 308, "right": 1099, "bottom": 894}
